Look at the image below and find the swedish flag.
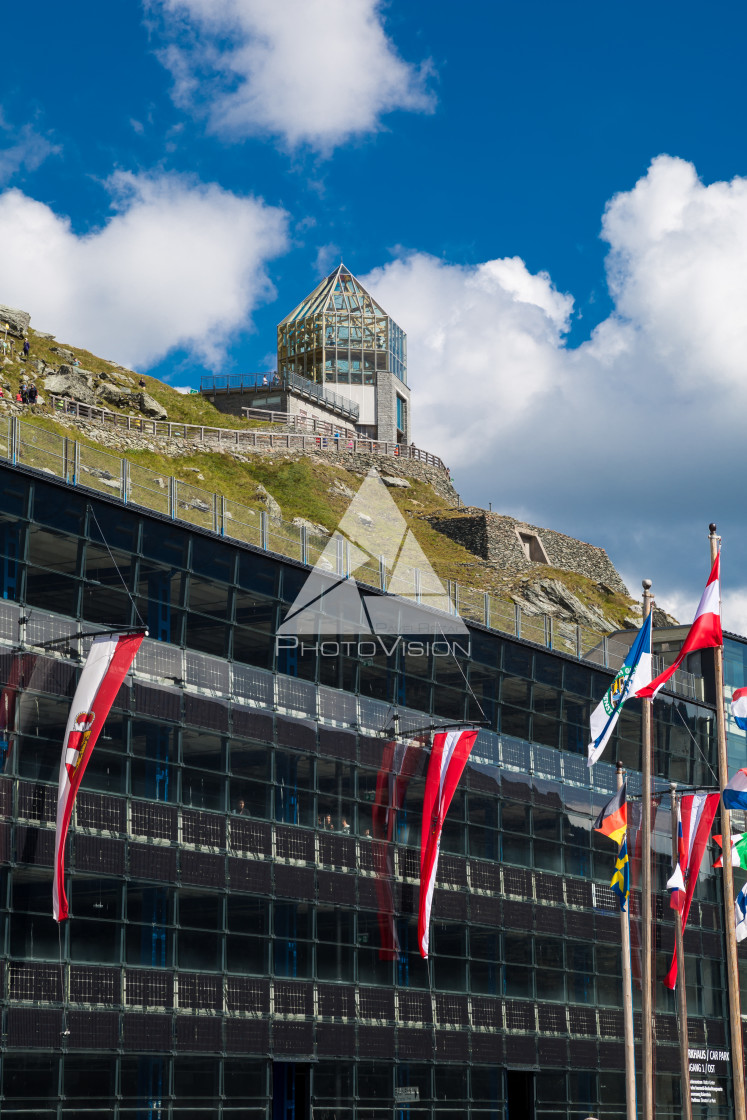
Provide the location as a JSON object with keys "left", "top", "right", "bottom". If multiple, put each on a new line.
{"left": 611, "top": 838, "right": 630, "bottom": 912}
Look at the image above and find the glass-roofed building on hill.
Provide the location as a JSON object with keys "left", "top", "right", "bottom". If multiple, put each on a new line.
{"left": 277, "top": 264, "right": 411, "bottom": 443}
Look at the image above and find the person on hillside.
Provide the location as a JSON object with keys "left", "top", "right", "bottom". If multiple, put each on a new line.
{"left": 28, "top": 384, "right": 37, "bottom": 405}
{"left": 22, "top": 340, "right": 29, "bottom": 357}
{"left": 20, "top": 384, "right": 28, "bottom": 405}
{"left": 138, "top": 377, "right": 146, "bottom": 389}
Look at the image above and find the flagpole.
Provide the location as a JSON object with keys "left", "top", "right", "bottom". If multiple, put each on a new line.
{"left": 640, "top": 578, "right": 655, "bottom": 1120}
{"left": 669, "top": 782, "right": 693, "bottom": 1120}
{"left": 709, "top": 523, "right": 746, "bottom": 1119}
{"left": 617, "top": 761, "right": 637, "bottom": 1120}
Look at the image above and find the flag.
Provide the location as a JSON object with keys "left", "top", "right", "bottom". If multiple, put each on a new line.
{"left": 54, "top": 631, "right": 145, "bottom": 921}
{"left": 372, "top": 736, "right": 421, "bottom": 959}
{"left": 593, "top": 784, "right": 628, "bottom": 846}
{"left": 662, "top": 791, "right": 720, "bottom": 988}
{"left": 732, "top": 688, "right": 747, "bottom": 731}
{"left": 636, "top": 553, "right": 722, "bottom": 700}
{"left": 667, "top": 796, "right": 686, "bottom": 912}
{"left": 736, "top": 882, "right": 747, "bottom": 943}
{"left": 588, "top": 614, "right": 653, "bottom": 766}
{"left": 418, "top": 727, "right": 479, "bottom": 958}
{"left": 611, "top": 838, "right": 630, "bottom": 911}
{"left": 723, "top": 767, "right": 747, "bottom": 810}
{"left": 712, "top": 832, "right": 747, "bottom": 869}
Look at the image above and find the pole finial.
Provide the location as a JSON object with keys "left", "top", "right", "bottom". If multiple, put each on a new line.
{"left": 642, "top": 578, "right": 652, "bottom": 591}
{"left": 709, "top": 523, "right": 717, "bottom": 534}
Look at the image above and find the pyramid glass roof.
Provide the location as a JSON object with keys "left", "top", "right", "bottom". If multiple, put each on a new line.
{"left": 277, "top": 264, "right": 406, "bottom": 388}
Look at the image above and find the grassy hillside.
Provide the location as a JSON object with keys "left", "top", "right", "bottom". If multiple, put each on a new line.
{"left": 1, "top": 325, "right": 637, "bottom": 631}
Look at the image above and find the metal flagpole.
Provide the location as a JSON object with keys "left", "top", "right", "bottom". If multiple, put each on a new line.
{"left": 669, "top": 782, "right": 692, "bottom": 1120}
{"left": 640, "top": 578, "right": 655, "bottom": 1120}
{"left": 617, "top": 761, "right": 637, "bottom": 1120}
{"left": 709, "top": 523, "right": 746, "bottom": 1119}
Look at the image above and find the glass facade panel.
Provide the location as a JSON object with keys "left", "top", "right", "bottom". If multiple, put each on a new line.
{"left": 278, "top": 264, "right": 407, "bottom": 386}
{"left": 0, "top": 467, "right": 730, "bottom": 1119}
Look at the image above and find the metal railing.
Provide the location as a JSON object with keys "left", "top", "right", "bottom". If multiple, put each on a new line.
{"left": 48, "top": 394, "right": 446, "bottom": 470}
{"left": 283, "top": 370, "right": 360, "bottom": 421}
{"left": 0, "top": 415, "right": 702, "bottom": 700}
{"left": 200, "top": 370, "right": 361, "bottom": 422}
{"left": 241, "top": 408, "right": 358, "bottom": 439}
{"left": 199, "top": 372, "right": 278, "bottom": 392}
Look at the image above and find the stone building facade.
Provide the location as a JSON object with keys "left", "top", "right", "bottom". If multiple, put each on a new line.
{"left": 423, "top": 509, "right": 629, "bottom": 596}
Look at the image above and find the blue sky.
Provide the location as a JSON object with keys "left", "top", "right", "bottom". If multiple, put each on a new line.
{"left": 2, "top": 1, "right": 747, "bottom": 624}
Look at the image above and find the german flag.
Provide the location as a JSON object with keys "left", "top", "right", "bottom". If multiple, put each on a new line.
{"left": 593, "top": 783, "right": 628, "bottom": 845}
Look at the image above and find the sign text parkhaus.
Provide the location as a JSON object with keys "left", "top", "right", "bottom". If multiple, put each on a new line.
{"left": 275, "top": 469, "right": 471, "bottom": 656}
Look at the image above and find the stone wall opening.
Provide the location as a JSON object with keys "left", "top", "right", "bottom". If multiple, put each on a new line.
{"left": 517, "top": 530, "right": 549, "bottom": 564}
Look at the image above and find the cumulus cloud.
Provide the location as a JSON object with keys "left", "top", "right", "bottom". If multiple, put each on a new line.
{"left": 148, "top": 0, "right": 435, "bottom": 151}
{"left": 362, "top": 157, "right": 747, "bottom": 618}
{"left": 0, "top": 171, "right": 288, "bottom": 369}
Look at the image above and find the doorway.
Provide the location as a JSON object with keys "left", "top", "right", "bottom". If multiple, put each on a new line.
{"left": 273, "top": 1062, "right": 311, "bottom": 1120}
{"left": 506, "top": 1069, "right": 535, "bottom": 1120}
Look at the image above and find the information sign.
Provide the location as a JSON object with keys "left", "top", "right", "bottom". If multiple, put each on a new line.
{"left": 689, "top": 1047, "right": 731, "bottom": 1106}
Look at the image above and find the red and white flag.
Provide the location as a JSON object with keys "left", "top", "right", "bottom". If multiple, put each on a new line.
{"left": 372, "top": 736, "right": 421, "bottom": 959}
{"left": 418, "top": 728, "right": 478, "bottom": 959}
{"left": 53, "top": 631, "right": 145, "bottom": 922}
{"left": 662, "top": 791, "right": 720, "bottom": 989}
{"left": 636, "top": 553, "right": 722, "bottom": 700}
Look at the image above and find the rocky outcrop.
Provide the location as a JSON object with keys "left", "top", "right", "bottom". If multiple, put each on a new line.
{"left": 139, "top": 392, "right": 167, "bottom": 420}
{"left": 329, "top": 479, "right": 355, "bottom": 500}
{"left": 98, "top": 369, "right": 134, "bottom": 386}
{"left": 49, "top": 346, "right": 75, "bottom": 363}
{"left": 381, "top": 475, "right": 410, "bottom": 489}
{"left": 511, "top": 577, "right": 617, "bottom": 631}
{"left": 0, "top": 305, "right": 30, "bottom": 339}
{"left": 96, "top": 384, "right": 133, "bottom": 407}
{"left": 292, "top": 516, "right": 329, "bottom": 536}
{"left": 254, "top": 483, "right": 282, "bottom": 522}
{"left": 43, "top": 366, "right": 99, "bottom": 406}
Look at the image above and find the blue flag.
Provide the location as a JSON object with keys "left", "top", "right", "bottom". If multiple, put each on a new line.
{"left": 611, "top": 837, "right": 630, "bottom": 911}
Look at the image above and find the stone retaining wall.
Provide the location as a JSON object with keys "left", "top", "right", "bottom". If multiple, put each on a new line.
{"left": 424, "top": 509, "right": 629, "bottom": 596}
{"left": 45, "top": 413, "right": 460, "bottom": 504}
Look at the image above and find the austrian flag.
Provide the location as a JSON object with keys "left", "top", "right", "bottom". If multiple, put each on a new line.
{"left": 53, "top": 631, "right": 145, "bottom": 922}
{"left": 636, "top": 553, "right": 722, "bottom": 700}
{"left": 418, "top": 728, "right": 479, "bottom": 958}
{"left": 662, "top": 791, "right": 720, "bottom": 988}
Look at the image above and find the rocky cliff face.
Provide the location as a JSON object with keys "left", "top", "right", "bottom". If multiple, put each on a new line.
{"left": 0, "top": 305, "right": 30, "bottom": 339}
{"left": 0, "top": 304, "right": 167, "bottom": 424}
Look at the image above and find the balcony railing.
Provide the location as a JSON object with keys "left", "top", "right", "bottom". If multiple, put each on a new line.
{"left": 200, "top": 370, "right": 360, "bottom": 422}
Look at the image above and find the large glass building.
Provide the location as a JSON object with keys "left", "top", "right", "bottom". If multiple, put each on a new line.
{"left": 0, "top": 458, "right": 736, "bottom": 1119}
{"left": 277, "top": 265, "right": 410, "bottom": 443}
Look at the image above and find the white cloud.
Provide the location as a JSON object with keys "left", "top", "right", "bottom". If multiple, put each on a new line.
{"left": 148, "top": 0, "right": 435, "bottom": 152}
{"left": 362, "top": 157, "right": 747, "bottom": 620}
{"left": 0, "top": 113, "right": 60, "bottom": 184}
{"left": 362, "top": 253, "right": 573, "bottom": 460}
{"left": 0, "top": 171, "right": 288, "bottom": 369}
